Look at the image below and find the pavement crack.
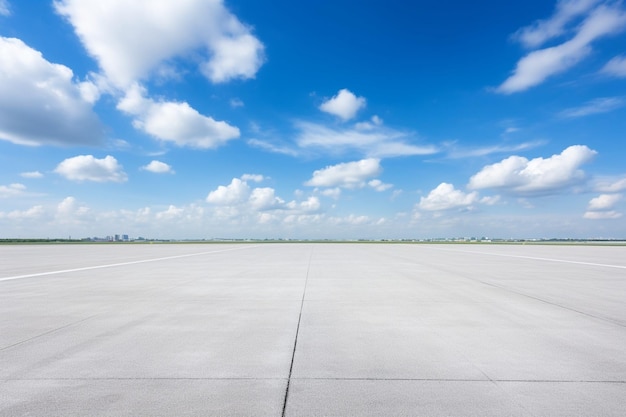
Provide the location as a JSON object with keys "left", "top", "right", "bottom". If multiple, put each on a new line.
{"left": 0, "top": 314, "right": 98, "bottom": 352}
{"left": 281, "top": 245, "right": 313, "bottom": 417}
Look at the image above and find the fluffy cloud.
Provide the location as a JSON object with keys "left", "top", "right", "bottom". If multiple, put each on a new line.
{"left": 249, "top": 188, "right": 284, "bottom": 210}
{"left": 57, "top": 196, "right": 90, "bottom": 219}
{"left": 418, "top": 183, "right": 479, "bottom": 211}
{"left": 296, "top": 121, "right": 438, "bottom": 158}
{"left": 206, "top": 176, "right": 321, "bottom": 221}
{"left": 0, "top": 206, "right": 44, "bottom": 220}
{"left": 55, "top": 155, "right": 128, "bottom": 182}
{"left": 319, "top": 89, "right": 366, "bottom": 121}
{"left": 206, "top": 178, "right": 250, "bottom": 205}
{"left": 141, "top": 160, "right": 174, "bottom": 174}
{"left": 468, "top": 145, "right": 596, "bottom": 195}
{"left": 513, "top": 0, "right": 601, "bottom": 48}
{"left": 305, "top": 158, "right": 382, "bottom": 188}
{"left": 0, "top": 37, "right": 103, "bottom": 146}
{"left": 117, "top": 84, "right": 239, "bottom": 149}
{"left": 587, "top": 193, "right": 621, "bottom": 210}
{"left": 498, "top": 3, "right": 626, "bottom": 93}
{"left": 54, "top": 0, "right": 264, "bottom": 88}
{"left": 368, "top": 179, "right": 393, "bottom": 192}
{"left": 559, "top": 97, "right": 624, "bottom": 118}
{"left": 0, "top": 183, "right": 26, "bottom": 198}
{"left": 601, "top": 55, "right": 626, "bottom": 77}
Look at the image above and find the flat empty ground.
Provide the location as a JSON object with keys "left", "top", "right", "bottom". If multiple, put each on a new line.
{"left": 1, "top": 243, "right": 625, "bottom": 416}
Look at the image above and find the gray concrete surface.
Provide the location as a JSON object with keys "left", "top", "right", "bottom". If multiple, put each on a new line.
{"left": 1, "top": 243, "right": 625, "bottom": 416}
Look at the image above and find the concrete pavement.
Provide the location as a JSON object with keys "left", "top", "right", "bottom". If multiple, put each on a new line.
{"left": 1, "top": 243, "right": 625, "bottom": 416}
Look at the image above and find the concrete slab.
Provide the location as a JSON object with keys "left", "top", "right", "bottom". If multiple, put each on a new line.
{"left": 1, "top": 243, "right": 625, "bottom": 416}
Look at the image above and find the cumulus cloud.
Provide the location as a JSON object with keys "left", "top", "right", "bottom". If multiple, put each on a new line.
{"left": 513, "top": 0, "right": 601, "bottom": 48}
{"left": 206, "top": 178, "right": 251, "bottom": 205}
{"left": 0, "top": 183, "right": 27, "bottom": 198}
{"left": 319, "top": 89, "right": 366, "bottom": 120}
{"left": 296, "top": 121, "right": 438, "bottom": 158}
{"left": 141, "top": 160, "right": 174, "bottom": 174}
{"left": 54, "top": 0, "right": 264, "bottom": 88}
{"left": 0, "top": 205, "right": 44, "bottom": 220}
{"left": 468, "top": 145, "right": 597, "bottom": 195}
{"left": 587, "top": 194, "right": 622, "bottom": 210}
{"left": 418, "top": 183, "right": 479, "bottom": 211}
{"left": 305, "top": 158, "right": 382, "bottom": 188}
{"left": 601, "top": 55, "right": 626, "bottom": 77}
{"left": 0, "top": 37, "right": 104, "bottom": 146}
{"left": 117, "top": 84, "right": 239, "bottom": 149}
{"left": 55, "top": 155, "right": 128, "bottom": 182}
{"left": 57, "top": 196, "right": 90, "bottom": 218}
{"left": 20, "top": 171, "right": 44, "bottom": 179}
{"left": 249, "top": 187, "right": 284, "bottom": 210}
{"left": 206, "top": 176, "right": 321, "bottom": 221}
{"left": 559, "top": 97, "right": 624, "bottom": 118}
{"left": 498, "top": 3, "right": 626, "bottom": 93}
{"left": 368, "top": 179, "right": 393, "bottom": 192}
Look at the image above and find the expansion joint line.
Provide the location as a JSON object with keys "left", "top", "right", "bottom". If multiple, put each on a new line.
{"left": 281, "top": 246, "right": 313, "bottom": 417}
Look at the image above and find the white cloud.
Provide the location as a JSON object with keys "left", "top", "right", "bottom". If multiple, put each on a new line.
{"left": 118, "top": 84, "right": 239, "bottom": 149}
{"left": 206, "top": 178, "right": 251, "bottom": 205}
{"left": 241, "top": 174, "right": 265, "bottom": 182}
{"left": 601, "top": 55, "right": 626, "bottom": 77}
{"left": 0, "top": 0, "right": 10, "bottom": 16}
{"left": 320, "top": 187, "right": 342, "bottom": 199}
{"left": 368, "top": 179, "right": 393, "bottom": 192}
{"left": 249, "top": 187, "right": 284, "bottom": 210}
{"left": 247, "top": 138, "right": 300, "bottom": 157}
{"left": 587, "top": 194, "right": 622, "bottom": 210}
{"left": 418, "top": 183, "right": 479, "bottom": 211}
{"left": 355, "top": 115, "right": 383, "bottom": 130}
{"left": 446, "top": 141, "right": 544, "bottom": 159}
{"left": 0, "top": 183, "right": 26, "bottom": 198}
{"left": 319, "top": 89, "right": 366, "bottom": 121}
{"left": 57, "top": 196, "right": 90, "bottom": 218}
{"left": 498, "top": 4, "right": 626, "bottom": 93}
{"left": 0, "top": 37, "right": 104, "bottom": 146}
{"left": 480, "top": 195, "right": 501, "bottom": 205}
{"left": 583, "top": 210, "right": 622, "bottom": 219}
{"left": 206, "top": 177, "right": 321, "bottom": 222}
{"left": 468, "top": 145, "right": 597, "bottom": 195}
{"left": 296, "top": 121, "right": 438, "bottom": 158}
{"left": 20, "top": 171, "right": 44, "bottom": 179}
{"left": 305, "top": 158, "right": 382, "bottom": 188}
{"left": 559, "top": 97, "right": 624, "bottom": 118}
{"left": 594, "top": 177, "right": 626, "bottom": 193}
{"left": 55, "top": 155, "right": 128, "bottom": 182}
{"left": 155, "top": 205, "right": 185, "bottom": 220}
{"left": 0, "top": 206, "right": 44, "bottom": 220}
{"left": 513, "top": 0, "right": 601, "bottom": 48}
{"left": 141, "top": 160, "right": 174, "bottom": 174}
{"left": 54, "top": 0, "right": 264, "bottom": 88}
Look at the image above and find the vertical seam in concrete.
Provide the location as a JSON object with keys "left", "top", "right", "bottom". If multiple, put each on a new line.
{"left": 281, "top": 245, "right": 313, "bottom": 417}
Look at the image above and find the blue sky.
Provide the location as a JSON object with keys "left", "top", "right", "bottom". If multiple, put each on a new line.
{"left": 1, "top": 0, "right": 626, "bottom": 240}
